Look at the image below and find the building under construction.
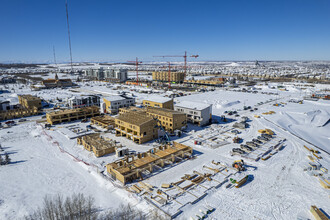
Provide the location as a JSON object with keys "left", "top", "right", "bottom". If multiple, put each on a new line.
{"left": 77, "top": 133, "right": 116, "bottom": 157}
{"left": 18, "top": 95, "right": 42, "bottom": 110}
{"left": 115, "top": 110, "right": 157, "bottom": 144}
{"left": 91, "top": 115, "right": 116, "bottom": 130}
{"left": 142, "top": 96, "right": 174, "bottom": 110}
{"left": 152, "top": 71, "right": 185, "bottom": 83}
{"left": 0, "top": 107, "right": 39, "bottom": 121}
{"left": 106, "top": 142, "right": 193, "bottom": 184}
{"left": 118, "top": 106, "right": 187, "bottom": 133}
{"left": 46, "top": 106, "right": 100, "bottom": 125}
{"left": 146, "top": 107, "right": 187, "bottom": 132}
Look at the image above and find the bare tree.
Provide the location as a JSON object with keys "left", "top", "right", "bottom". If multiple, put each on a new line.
{"left": 25, "top": 193, "right": 97, "bottom": 220}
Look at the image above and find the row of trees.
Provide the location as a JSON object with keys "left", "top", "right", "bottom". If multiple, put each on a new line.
{"left": 25, "top": 193, "right": 169, "bottom": 220}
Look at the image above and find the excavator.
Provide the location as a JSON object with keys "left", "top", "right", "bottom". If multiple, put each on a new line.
{"left": 232, "top": 160, "right": 245, "bottom": 171}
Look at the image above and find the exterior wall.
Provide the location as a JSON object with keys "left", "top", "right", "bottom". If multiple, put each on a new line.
{"left": 46, "top": 106, "right": 100, "bottom": 125}
{"left": 106, "top": 142, "right": 193, "bottom": 184}
{"left": 114, "top": 118, "right": 157, "bottom": 144}
{"left": 146, "top": 110, "right": 186, "bottom": 132}
{"left": 68, "top": 96, "right": 100, "bottom": 109}
{"left": 174, "top": 105, "right": 212, "bottom": 126}
{"left": 103, "top": 97, "right": 135, "bottom": 114}
{"left": 18, "top": 95, "right": 42, "bottom": 110}
{"left": 152, "top": 71, "right": 184, "bottom": 83}
{"left": 84, "top": 68, "right": 128, "bottom": 82}
{"left": 142, "top": 99, "right": 173, "bottom": 110}
{"left": 0, "top": 107, "right": 39, "bottom": 121}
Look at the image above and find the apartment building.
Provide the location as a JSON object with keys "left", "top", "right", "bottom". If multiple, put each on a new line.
{"left": 46, "top": 106, "right": 100, "bottom": 125}
{"left": 174, "top": 100, "right": 212, "bottom": 126}
{"left": 115, "top": 111, "right": 157, "bottom": 144}
{"left": 103, "top": 96, "right": 135, "bottom": 114}
{"left": 84, "top": 67, "right": 128, "bottom": 82}
{"left": 152, "top": 71, "right": 185, "bottom": 83}
{"left": 146, "top": 107, "right": 186, "bottom": 132}
{"left": 142, "top": 96, "right": 173, "bottom": 110}
{"left": 67, "top": 95, "right": 100, "bottom": 109}
{"left": 18, "top": 95, "right": 42, "bottom": 110}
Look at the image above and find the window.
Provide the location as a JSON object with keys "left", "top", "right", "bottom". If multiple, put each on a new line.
{"left": 143, "top": 132, "right": 147, "bottom": 135}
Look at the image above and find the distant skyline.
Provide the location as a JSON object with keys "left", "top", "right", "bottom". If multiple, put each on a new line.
{"left": 1, "top": 0, "right": 330, "bottom": 63}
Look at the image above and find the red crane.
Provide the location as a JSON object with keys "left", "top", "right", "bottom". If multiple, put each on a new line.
{"left": 154, "top": 51, "right": 199, "bottom": 79}
{"left": 127, "top": 57, "right": 142, "bottom": 85}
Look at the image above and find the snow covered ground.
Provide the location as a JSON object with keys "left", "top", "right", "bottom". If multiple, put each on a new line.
{"left": 0, "top": 82, "right": 329, "bottom": 219}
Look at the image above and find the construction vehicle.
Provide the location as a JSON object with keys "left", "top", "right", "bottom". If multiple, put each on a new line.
{"left": 153, "top": 117, "right": 171, "bottom": 144}
{"left": 233, "top": 137, "right": 241, "bottom": 143}
{"left": 232, "top": 160, "right": 245, "bottom": 171}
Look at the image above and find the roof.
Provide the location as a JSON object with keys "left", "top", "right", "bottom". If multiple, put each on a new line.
{"left": 103, "top": 96, "right": 127, "bottom": 102}
{"left": 116, "top": 111, "right": 154, "bottom": 126}
{"left": 175, "top": 100, "right": 211, "bottom": 111}
{"left": 146, "top": 106, "right": 184, "bottom": 117}
{"left": 143, "top": 95, "right": 172, "bottom": 104}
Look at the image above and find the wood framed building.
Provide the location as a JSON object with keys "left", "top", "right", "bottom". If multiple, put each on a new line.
{"left": 106, "top": 142, "right": 193, "bottom": 184}
{"left": 77, "top": 133, "right": 116, "bottom": 157}
{"left": 46, "top": 106, "right": 100, "bottom": 125}
{"left": 0, "top": 107, "right": 39, "bottom": 121}
{"left": 115, "top": 111, "right": 157, "bottom": 144}
{"left": 146, "top": 107, "right": 186, "bottom": 132}
{"left": 91, "top": 115, "right": 116, "bottom": 129}
{"left": 18, "top": 95, "right": 42, "bottom": 110}
{"left": 142, "top": 96, "right": 173, "bottom": 110}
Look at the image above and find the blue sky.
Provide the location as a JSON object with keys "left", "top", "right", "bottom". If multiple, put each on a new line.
{"left": 0, "top": 0, "right": 330, "bottom": 63}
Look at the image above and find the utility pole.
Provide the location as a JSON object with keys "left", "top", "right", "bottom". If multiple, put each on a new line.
{"left": 66, "top": 0, "right": 73, "bottom": 73}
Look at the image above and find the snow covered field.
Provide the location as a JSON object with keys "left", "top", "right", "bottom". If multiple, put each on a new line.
{"left": 0, "top": 81, "right": 329, "bottom": 219}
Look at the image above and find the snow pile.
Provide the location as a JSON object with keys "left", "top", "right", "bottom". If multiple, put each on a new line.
{"left": 305, "top": 109, "right": 330, "bottom": 127}
{"left": 215, "top": 100, "right": 240, "bottom": 109}
{"left": 225, "top": 62, "right": 240, "bottom": 67}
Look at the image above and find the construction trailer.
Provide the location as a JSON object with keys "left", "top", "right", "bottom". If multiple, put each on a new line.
{"left": 18, "top": 94, "right": 42, "bottom": 110}
{"left": 106, "top": 142, "right": 193, "bottom": 184}
{"left": 46, "top": 106, "right": 100, "bottom": 125}
{"left": 115, "top": 110, "right": 158, "bottom": 144}
{"left": 91, "top": 115, "right": 115, "bottom": 129}
{"left": 0, "top": 106, "right": 39, "bottom": 121}
{"left": 142, "top": 96, "right": 174, "bottom": 110}
{"left": 103, "top": 96, "right": 135, "bottom": 114}
{"left": 152, "top": 71, "right": 185, "bottom": 83}
{"left": 77, "top": 133, "right": 116, "bottom": 157}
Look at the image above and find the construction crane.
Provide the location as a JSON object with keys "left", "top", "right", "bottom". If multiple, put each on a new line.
{"left": 127, "top": 57, "right": 142, "bottom": 85}
{"left": 154, "top": 51, "right": 199, "bottom": 79}
{"left": 152, "top": 117, "right": 171, "bottom": 144}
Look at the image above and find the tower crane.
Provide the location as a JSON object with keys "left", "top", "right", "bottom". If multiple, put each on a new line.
{"left": 154, "top": 51, "right": 199, "bottom": 79}
{"left": 127, "top": 57, "right": 142, "bottom": 85}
